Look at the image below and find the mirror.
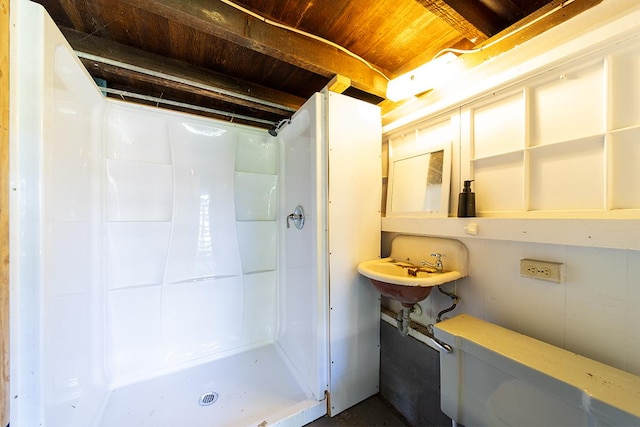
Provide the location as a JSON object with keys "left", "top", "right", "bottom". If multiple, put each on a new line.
{"left": 386, "top": 142, "right": 451, "bottom": 217}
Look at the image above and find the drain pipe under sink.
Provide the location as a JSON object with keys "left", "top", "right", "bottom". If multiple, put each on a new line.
{"left": 388, "top": 305, "right": 452, "bottom": 353}
{"left": 395, "top": 306, "right": 414, "bottom": 337}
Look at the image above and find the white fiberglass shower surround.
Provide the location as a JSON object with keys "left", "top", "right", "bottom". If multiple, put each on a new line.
{"left": 9, "top": 2, "right": 382, "bottom": 426}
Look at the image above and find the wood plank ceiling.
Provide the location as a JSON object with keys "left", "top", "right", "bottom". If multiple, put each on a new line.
{"left": 33, "top": 0, "right": 600, "bottom": 128}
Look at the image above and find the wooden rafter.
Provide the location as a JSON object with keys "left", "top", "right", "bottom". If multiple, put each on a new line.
{"left": 61, "top": 27, "right": 305, "bottom": 115}
{"left": 414, "top": 0, "right": 489, "bottom": 43}
{"left": 437, "top": 0, "right": 507, "bottom": 38}
{"left": 468, "top": 0, "right": 604, "bottom": 63}
{"left": 117, "top": 0, "right": 389, "bottom": 98}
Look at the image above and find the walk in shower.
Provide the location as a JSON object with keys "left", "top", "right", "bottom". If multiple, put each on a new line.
{"left": 10, "top": 2, "right": 381, "bottom": 426}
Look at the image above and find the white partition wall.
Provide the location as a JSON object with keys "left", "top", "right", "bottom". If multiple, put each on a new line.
{"left": 325, "top": 91, "right": 382, "bottom": 415}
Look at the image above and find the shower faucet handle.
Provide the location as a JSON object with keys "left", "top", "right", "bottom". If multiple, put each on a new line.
{"left": 286, "top": 213, "right": 300, "bottom": 228}
{"left": 286, "top": 205, "right": 305, "bottom": 230}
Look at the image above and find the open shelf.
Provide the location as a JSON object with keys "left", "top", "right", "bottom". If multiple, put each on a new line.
{"left": 382, "top": 33, "right": 640, "bottom": 247}
{"left": 381, "top": 217, "right": 640, "bottom": 251}
{"left": 464, "top": 39, "right": 640, "bottom": 217}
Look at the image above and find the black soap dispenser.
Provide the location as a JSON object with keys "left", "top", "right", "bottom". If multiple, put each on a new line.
{"left": 457, "top": 180, "right": 476, "bottom": 217}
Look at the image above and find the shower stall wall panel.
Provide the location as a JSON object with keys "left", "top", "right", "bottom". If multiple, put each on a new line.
{"left": 10, "top": 2, "right": 108, "bottom": 425}
{"left": 278, "top": 94, "right": 328, "bottom": 401}
{"left": 103, "top": 101, "right": 277, "bottom": 383}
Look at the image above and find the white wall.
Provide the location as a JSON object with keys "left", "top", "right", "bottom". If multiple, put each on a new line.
{"left": 382, "top": 0, "right": 640, "bottom": 378}
{"left": 449, "top": 240, "right": 639, "bottom": 374}
{"left": 326, "top": 91, "right": 382, "bottom": 414}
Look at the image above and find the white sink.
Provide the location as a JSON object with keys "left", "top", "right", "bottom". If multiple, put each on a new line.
{"left": 357, "top": 236, "right": 468, "bottom": 307}
{"left": 357, "top": 257, "right": 463, "bottom": 287}
{"left": 357, "top": 257, "right": 463, "bottom": 307}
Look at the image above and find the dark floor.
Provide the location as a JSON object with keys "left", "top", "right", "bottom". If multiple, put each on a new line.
{"left": 305, "top": 394, "right": 409, "bottom": 427}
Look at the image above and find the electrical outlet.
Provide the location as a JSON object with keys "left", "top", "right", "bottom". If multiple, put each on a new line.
{"left": 520, "top": 259, "right": 563, "bottom": 283}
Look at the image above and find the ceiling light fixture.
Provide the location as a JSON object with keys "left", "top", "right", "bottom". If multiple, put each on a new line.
{"left": 386, "top": 52, "right": 459, "bottom": 102}
{"left": 385, "top": 0, "right": 578, "bottom": 103}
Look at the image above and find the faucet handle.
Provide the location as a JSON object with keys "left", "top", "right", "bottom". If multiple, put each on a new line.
{"left": 430, "top": 253, "right": 445, "bottom": 259}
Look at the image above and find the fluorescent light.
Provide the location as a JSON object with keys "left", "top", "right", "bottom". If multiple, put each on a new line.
{"left": 386, "top": 52, "right": 458, "bottom": 102}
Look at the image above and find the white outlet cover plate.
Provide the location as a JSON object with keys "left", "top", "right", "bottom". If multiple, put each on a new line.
{"left": 520, "top": 258, "right": 564, "bottom": 283}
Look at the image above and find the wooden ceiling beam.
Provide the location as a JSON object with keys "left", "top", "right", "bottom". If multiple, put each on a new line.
{"left": 414, "top": 0, "right": 489, "bottom": 43}
{"left": 116, "top": 0, "right": 389, "bottom": 98}
{"left": 468, "top": 0, "right": 604, "bottom": 63}
{"left": 61, "top": 27, "right": 304, "bottom": 115}
{"left": 438, "top": 0, "right": 508, "bottom": 37}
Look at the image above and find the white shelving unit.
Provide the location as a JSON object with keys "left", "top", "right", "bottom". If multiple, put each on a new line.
{"left": 382, "top": 33, "right": 640, "bottom": 248}
{"left": 465, "top": 43, "right": 640, "bottom": 218}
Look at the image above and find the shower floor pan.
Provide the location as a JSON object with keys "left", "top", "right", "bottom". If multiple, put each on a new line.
{"left": 95, "top": 344, "right": 326, "bottom": 426}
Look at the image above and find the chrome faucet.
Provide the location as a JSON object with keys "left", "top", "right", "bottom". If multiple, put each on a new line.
{"left": 421, "top": 253, "right": 445, "bottom": 272}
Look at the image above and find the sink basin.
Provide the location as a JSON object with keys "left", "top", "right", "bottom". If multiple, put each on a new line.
{"left": 357, "top": 257, "right": 463, "bottom": 307}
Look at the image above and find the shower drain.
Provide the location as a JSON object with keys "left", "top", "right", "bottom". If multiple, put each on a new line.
{"left": 198, "top": 391, "right": 219, "bottom": 406}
